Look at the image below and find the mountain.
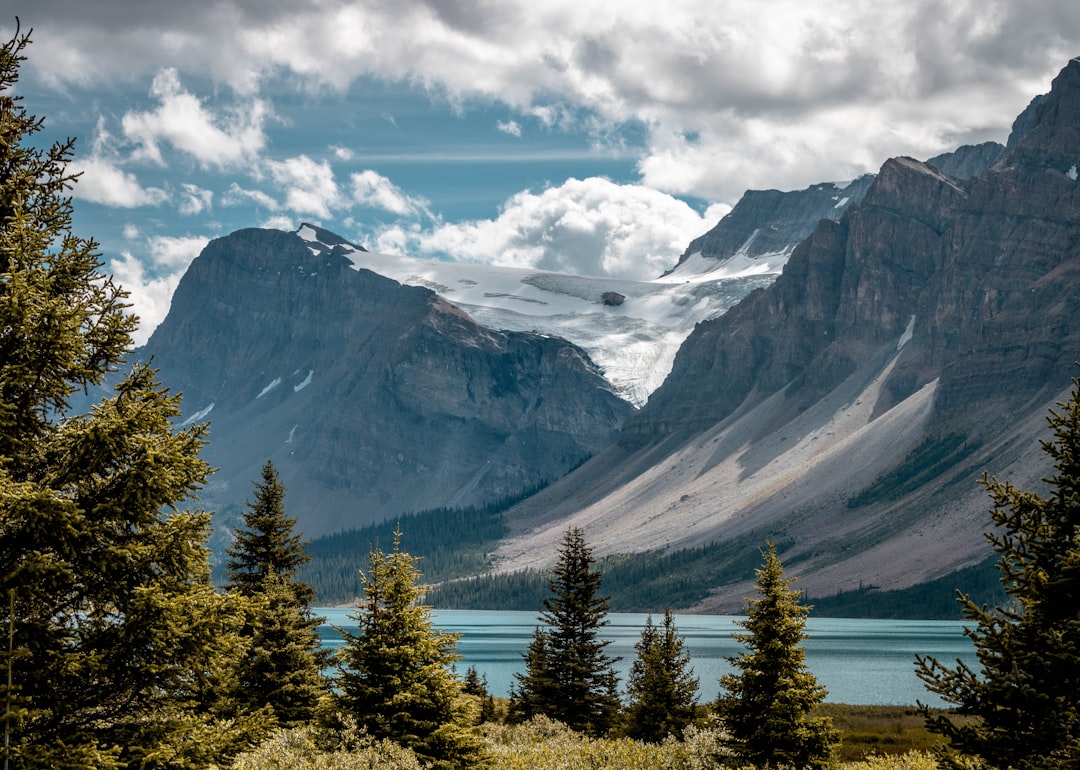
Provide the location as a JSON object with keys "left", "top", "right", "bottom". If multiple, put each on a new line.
{"left": 491, "top": 57, "right": 1080, "bottom": 611}
{"left": 139, "top": 227, "right": 633, "bottom": 535}
{"left": 673, "top": 175, "right": 874, "bottom": 270}
{"left": 324, "top": 228, "right": 776, "bottom": 407}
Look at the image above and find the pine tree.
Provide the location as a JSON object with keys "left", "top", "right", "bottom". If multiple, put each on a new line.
{"left": 335, "top": 531, "right": 483, "bottom": 769}
{"left": 716, "top": 543, "right": 838, "bottom": 769}
{"left": 0, "top": 24, "right": 262, "bottom": 768}
{"left": 226, "top": 461, "right": 326, "bottom": 725}
{"left": 623, "top": 608, "right": 699, "bottom": 742}
{"left": 227, "top": 460, "right": 314, "bottom": 604}
{"left": 510, "top": 527, "right": 620, "bottom": 736}
{"left": 916, "top": 376, "right": 1080, "bottom": 769}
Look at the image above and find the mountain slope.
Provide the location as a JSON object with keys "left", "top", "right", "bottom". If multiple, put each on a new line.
{"left": 493, "top": 57, "right": 1080, "bottom": 611}
{"left": 305, "top": 225, "right": 776, "bottom": 406}
{"left": 141, "top": 227, "right": 633, "bottom": 536}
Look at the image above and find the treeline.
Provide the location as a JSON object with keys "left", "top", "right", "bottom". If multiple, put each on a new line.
{"left": 429, "top": 532, "right": 794, "bottom": 611}
{"left": 298, "top": 487, "right": 548, "bottom": 604}
{"left": 809, "top": 556, "right": 1005, "bottom": 619}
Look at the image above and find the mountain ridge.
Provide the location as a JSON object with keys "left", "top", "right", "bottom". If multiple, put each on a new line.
{"left": 490, "top": 57, "right": 1080, "bottom": 611}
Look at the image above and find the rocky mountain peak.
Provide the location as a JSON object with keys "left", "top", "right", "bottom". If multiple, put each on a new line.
{"left": 142, "top": 227, "right": 634, "bottom": 536}
{"left": 1003, "top": 56, "right": 1080, "bottom": 172}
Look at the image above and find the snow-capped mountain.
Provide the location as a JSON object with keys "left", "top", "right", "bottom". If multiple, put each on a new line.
{"left": 298, "top": 223, "right": 783, "bottom": 406}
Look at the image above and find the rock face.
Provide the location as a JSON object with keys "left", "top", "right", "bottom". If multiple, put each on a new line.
{"left": 495, "top": 58, "right": 1080, "bottom": 609}
{"left": 674, "top": 176, "right": 875, "bottom": 267}
{"left": 142, "top": 227, "right": 633, "bottom": 536}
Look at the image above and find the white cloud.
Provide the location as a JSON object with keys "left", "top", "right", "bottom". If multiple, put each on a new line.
{"left": 22, "top": 1, "right": 1080, "bottom": 203}
{"left": 260, "top": 215, "right": 298, "bottom": 232}
{"left": 496, "top": 119, "right": 522, "bottom": 137}
{"left": 68, "top": 155, "right": 170, "bottom": 208}
{"left": 380, "top": 177, "right": 716, "bottom": 279}
{"left": 122, "top": 68, "right": 270, "bottom": 170}
{"left": 331, "top": 145, "right": 356, "bottom": 161}
{"left": 178, "top": 183, "right": 214, "bottom": 215}
{"left": 222, "top": 182, "right": 280, "bottom": 211}
{"left": 265, "top": 155, "right": 342, "bottom": 218}
{"left": 350, "top": 170, "right": 430, "bottom": 217}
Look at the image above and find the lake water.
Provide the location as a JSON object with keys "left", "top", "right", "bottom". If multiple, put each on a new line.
{"left": 318, "top": 609, "right": 975, "bottom": 706}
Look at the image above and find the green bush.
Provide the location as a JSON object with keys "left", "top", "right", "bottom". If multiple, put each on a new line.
{"left": 227, "top": 725, "right": 423, "bottom": 770}
{"left": 482, "top": 715, "right": 731, "bottom": 769}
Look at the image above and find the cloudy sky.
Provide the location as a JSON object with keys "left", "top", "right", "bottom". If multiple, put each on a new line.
{"left": 8, "top": 2, "right": 1079, "bottom": 342}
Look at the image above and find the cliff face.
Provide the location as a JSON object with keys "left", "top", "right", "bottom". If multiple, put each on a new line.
{"left": 144, "top": 228, "right": 633, "bottom": 535}
{"left": 675, "top": 176, "right": 875, "bottom": 268}
{"left": 632, "top": 56, "right": 1080, "bottom": 445}
{"left": 495, "top": 58, "right": 1080, "bottom": 608}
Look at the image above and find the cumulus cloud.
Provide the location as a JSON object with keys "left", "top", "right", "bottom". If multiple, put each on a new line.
{"left": 350, "top": 170, "right": 430, "bottom": 217}
{"left": 265, "top": 155, "right": 342, "bottom": 218}
{"left": 374, "top": 177, "right": 717, "bottom": 279}
{"left": 68, "top": 155, "right": 170, "bottom": 208}
{"left": 22, "top": 0, "right": 1080, "bottom": 204}
{"left": 178, "top": 183, "right": 214, "bottom": 215}
{"left": 122, "top": 68, "right": 270, "bottom": 170}
{"left": 109, "top": 234, "right": 210, "bottom": 344}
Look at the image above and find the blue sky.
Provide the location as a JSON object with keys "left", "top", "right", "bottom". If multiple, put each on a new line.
{"left": 7, "top": 2, "right": 1079, "bottom": 342}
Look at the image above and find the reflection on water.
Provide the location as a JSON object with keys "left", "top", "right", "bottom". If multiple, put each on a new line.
{"left": 318, "top": 609, "right": 974, "bottom": 706}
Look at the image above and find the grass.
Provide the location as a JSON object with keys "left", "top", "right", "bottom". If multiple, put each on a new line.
{"left": 818, "top": 703, "right": 963, "bottom": 762}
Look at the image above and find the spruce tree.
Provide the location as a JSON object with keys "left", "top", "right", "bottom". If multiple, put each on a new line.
{"left": 0, "top": 25, "right": 261, "bottom": 768}
{"left": 916, "top": 376, "right": 1080, "bottom": 769}
{"left": 335, "top": 531, "right": 483, "bottom": 769}
{"left": 715, "top": 542, "right": 838, "bottom": 769}
{"left": 227, "top": 460, "right": 314, "bottom": 604}
{"left": 623, "top": 608, "right": 699, "bottom": 742}
{"left": 510, "top": 527, "right": 620, "bottom": 735}
{"left": 225, "top": 461, "right": 326, "bottom": 725}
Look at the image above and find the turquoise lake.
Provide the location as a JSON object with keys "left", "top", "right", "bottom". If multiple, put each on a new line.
{"left": 318, "top": 609, "right": 975, "bottom": 706}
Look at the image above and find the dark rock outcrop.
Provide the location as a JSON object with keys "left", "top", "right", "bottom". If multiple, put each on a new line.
{"left": 926, "top": 141, "right": 1007, "bottom": 179}
{"left": 143, "top": 227, "right": 633, "bottom": 535}
{"left": 673, "top": 175, "right": 876, "bottom": 268}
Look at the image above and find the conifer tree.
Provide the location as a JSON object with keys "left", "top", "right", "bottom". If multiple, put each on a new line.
{"left": 0, "top": 24, "right": 261, "bottom": 768}
{"left": 335, "top": 531, "right": 483, "bottom": 769}
{"left": 226, "top": 461, "right": 326, "bottom": 725}
{"left": 916, "top": 376, "right": 1080, "bottom": 769}
{"left": 715, "top": 543, "right": 838, "bottom": 769}
{"left": 510, "top": 527, "right": 620, "bottom": 735}
{"left": 623, "top": 608, "right": 699, "bottom": 742}
{"left": 227, "top": 460, "right": 315, "bottom": 604}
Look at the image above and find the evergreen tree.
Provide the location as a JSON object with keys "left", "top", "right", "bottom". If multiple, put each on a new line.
{"left": 0, "top": 25, "right": 262, "bottom": 768}
{"left": 226, "top": 461, "right": 325, "bottom": 725}
{"left": 461, "top": 665, "right": 496, "bottom": 725}
{"left": 510, "top": 527, "right": 620, "bottom": 735}
{"left": 623, "top": 608, "right": 699, "bottom": 742}
{"left": 916, "top": 376, "right": 1080, "bottom": 769}
{"left": 227, "top": 460, "right": 314, "bottom": 604}
{"left": 715, "top": 543, "right": 838, "bottom": 769}
{"left": 335, "top": 531, "right": 483, "bottom": 769}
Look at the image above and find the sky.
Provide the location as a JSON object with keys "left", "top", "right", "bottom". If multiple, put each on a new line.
{"left": 6, "top": 2, "right": 1079, "bottom": 343}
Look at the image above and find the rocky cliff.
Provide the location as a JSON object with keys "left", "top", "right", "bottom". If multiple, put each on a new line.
{"left": 142, "top": 227, "right": 633, "bottom": 536}
{"left": 494, "top": 57, "right": 1080, "bottom": 610}
{"left": 674, "top": 175, "right": 875, "bottom": 268}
